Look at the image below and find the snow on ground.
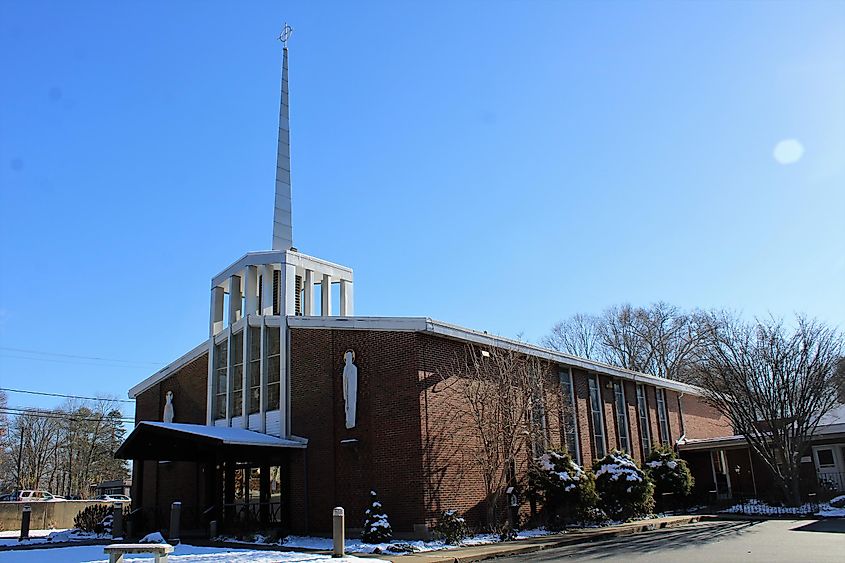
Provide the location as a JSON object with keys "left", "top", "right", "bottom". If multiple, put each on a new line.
{"left": 721, "top": 498, "right": 845, "bottom": 517}
{"left": 221, "top": 527, "right": 556, "bottom": 554}
{"left": 0, "top": 529, "right": 100, "bottom": 547}
{"left": 0, "top": 543, "right": 373, "bottom": 563}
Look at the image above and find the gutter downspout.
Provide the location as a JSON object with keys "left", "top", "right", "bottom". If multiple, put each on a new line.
{"left": 675, "top": 392, "right": 687, "bottom": 450}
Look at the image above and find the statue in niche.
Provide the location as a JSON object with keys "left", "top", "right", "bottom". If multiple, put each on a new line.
{"left": 163, "top": 390, "right": 175, "bottom": 423}
{"left": 342, "top": 350, "right": 358, "bottom": 429}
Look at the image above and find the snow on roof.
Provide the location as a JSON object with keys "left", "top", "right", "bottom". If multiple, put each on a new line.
{"left": 139, "top": 421, "right": 308, "bottom": 448}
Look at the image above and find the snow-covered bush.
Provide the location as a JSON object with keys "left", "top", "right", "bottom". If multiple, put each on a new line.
{"left": 73, "top": 504, "right": 112, "bottom": 533}
{"left": 593, "top": 450, "right": 655, "bottom": 521}
{"left": 362, "top": 490, "right": 393, "bottom": 544}
{"left": 432, "top": 509, "right": 468, "bottom": 545}
{"left": 644, "top": 446, "right": 693, "bottom": 509}
{"left": 535, "top": 450, "right": 598, "bottom": 528}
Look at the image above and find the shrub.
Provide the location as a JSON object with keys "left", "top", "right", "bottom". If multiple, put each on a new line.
{"left": 73, "top": 504, "right": 112, "bottom": 533}
{"left": 432, "top": 509, "right": 468, "bottom": 545}
{"left": 593, "top": 450, "right": 655, "bottom": 521}
{"left": 644, "top": 446, "right": 693, "bottom": 510}
{"left": 535, "top": 450, "right": 598, "bottom": 528}
{"left": 362, "top": 490, "right": 392, "bottom": 544}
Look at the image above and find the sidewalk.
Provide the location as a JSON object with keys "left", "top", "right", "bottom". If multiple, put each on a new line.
{"left": 372, "top": 515, "right": 702, "bottom": 563}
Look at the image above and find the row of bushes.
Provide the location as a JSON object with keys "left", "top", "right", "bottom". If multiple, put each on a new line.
{"left": 534, "top": 446, "right": 693, "bottom": 527}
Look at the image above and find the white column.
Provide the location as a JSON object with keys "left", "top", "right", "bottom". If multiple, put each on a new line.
{"left": 228, "top": 275, "right": 242, "bottom": 325}
{"left": 340, "top": 280, "right": 353, "bottom": 316}
{"left": 210, "top": 286, "right": 225, "bottom": 336}
{"left": 244, "top": 265, "right": 258, "bottom": 317}
{"left": 281, "top": 262, "right": 297, "bottom": 317}
{"left": 303, "top": 269, "right": 314, "bottom": 316}
{"left": 321, "top": 274, "right": 332, "bottom": 316}
{"left": 260, "top": 265, "right": 275, "bottom": 315}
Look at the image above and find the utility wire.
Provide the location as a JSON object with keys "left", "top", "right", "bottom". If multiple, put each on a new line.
{"left": 0, "top": 346, "right": 163, "bottom": 366}
{"left": 0, "top": 353, "right": 160, "bottom": 369}
{"left": 0, "top": 407, "right": 134, "bottom": 423}
{"left": 0, "top": 387, "right": 134, "bottom": 403}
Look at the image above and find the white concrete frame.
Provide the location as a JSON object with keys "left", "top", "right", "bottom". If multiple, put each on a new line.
{"left": 205, "top": 249, "right": 354, "bottom": 436}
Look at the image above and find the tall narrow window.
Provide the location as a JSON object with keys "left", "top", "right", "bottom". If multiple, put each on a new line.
{"left": 588, "top": 376, "right": 606, "bottom": 459}
{"left": 613, "top": 381, "right": 630, "bottom": 453}
{"left": 248, "top": 326, "right": 261, "bottom": 414}
{"left": 656, "top": 388, "right": 670, "bottom": 446}
{"left": 231, "top": 331, "right": 244, "bottom": 417}
{"left": 266, "top": 327, "right": 281, "bottom": 410}
{"left": 559, "top": 368, "right": 580, "bottom": 464}
{"left": 214, "top": 339, "right": 228, "bottom": 420}
{"left": 636, "top": 384, "right": 652, "bottom": 456}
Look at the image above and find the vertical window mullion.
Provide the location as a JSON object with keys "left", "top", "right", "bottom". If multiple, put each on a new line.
{"left": 613, "top": 381, "right": 630, "bottom": 453}
{"left": 636, "top": 385, "right": 652, "bottom": 456}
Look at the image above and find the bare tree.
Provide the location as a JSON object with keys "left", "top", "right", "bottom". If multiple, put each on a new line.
{"left": 694, "top": 315, "right": 843, "bottom": 505}
{"left": 543, "top": 313, "right": 601, "bottom": 360}
{"left": 437, "top": 344, "right": 555, "bottom": 529}
{"left": 545, "top": 302, "right": 712, "bottom": 382}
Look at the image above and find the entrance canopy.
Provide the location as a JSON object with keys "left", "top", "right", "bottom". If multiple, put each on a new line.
{"left": 116, "top": 421, "right": 307, "bottom": 462}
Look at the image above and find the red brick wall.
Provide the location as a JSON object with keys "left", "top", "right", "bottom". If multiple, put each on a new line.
{"left": 681, "top": 394, "right": 732, "bottom": 439}
{"left": 288, "top": 328, "right": 427, "bottom": 534}
{"left": 132, "top": 353, "right": 209, "bottom": 532}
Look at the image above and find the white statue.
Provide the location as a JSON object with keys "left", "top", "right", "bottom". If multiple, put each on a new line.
{"left": 163, "top": 390, "right": 175, "bottom": 423}
{"left": 342, "top": 350, "right": 358, "bottom": 429}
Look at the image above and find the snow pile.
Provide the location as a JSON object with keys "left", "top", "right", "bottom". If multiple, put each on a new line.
{"left": 139, "top": 531, "right": 168, "bottom": 543}
{"left": 594, "top": 452, "right": 644, "bottom": 483}
{"left": 646, "top": 459, "right": 677, "bottom": 470}
{"left": 722, "top": 498, "right": 845, "bottom": 517}
{"left": 540, "top": 451, "right": 585, "bottom": 492}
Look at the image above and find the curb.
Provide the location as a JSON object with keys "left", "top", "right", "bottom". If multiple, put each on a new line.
{"left": 374, "top": 515, "right": 702, "bottom": 563}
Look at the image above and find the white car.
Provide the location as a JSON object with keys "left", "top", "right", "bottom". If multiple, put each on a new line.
{"left": 17, "top": 490, "right": 59, "bottom": 502}
{"left": 95, "top": 494, "right": 131, "bottom": 504}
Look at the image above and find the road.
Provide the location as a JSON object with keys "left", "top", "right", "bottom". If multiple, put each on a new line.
{"left": 493, "top": 519, "right": 845, "bottom": 563}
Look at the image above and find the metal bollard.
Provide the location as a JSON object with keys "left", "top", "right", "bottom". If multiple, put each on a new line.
{"left": 112, "top": 503, "right": 124, "bottom": 538}
{"left": 19, "top": 504, "right": 31, "bottom": 541}
{"left": 169, "top": 501, "right": 182, "bottom": 544}
{"left": 332, "top": 507, "right": 345, "bottom": 558}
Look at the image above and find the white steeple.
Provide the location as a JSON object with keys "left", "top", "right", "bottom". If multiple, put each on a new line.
{"left": 272, "top": 24, "right": 294, "bottom": 251}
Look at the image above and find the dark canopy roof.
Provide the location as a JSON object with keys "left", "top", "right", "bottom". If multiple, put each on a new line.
{"left": 116, "top": 421, "right": 307, "bottom": 462}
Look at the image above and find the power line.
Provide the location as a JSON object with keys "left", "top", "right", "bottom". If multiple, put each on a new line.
{"left": 0, "top": 346, "right": 163, "bottom": 366}
{"left": 0, "top": 387, "right": 134, "bottom": 403}
{"left": 0, "top": 353, "right": 160, "bottom": 369}
{"left": 0, "top": 407, "right": 134, "bottom": 424}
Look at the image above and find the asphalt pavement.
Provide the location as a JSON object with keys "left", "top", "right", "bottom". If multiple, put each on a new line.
{"left": 491, "top": 519, "right": 845, "bottom": 563}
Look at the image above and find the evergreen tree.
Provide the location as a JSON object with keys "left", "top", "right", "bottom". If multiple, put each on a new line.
{"left": 362, "top": 490, "right": 392, "bottom": 543}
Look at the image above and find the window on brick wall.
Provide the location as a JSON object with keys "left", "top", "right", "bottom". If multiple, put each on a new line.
{"left": 231, "top": 331, "right": 244, "bottom": 417}
{"left": 613, "top": 381, "right": 630, "bottom": 453}
{"left": 266, "top": 327, "right": 281, "bottom": 411}
{"left": 214, "top": 339, "right": 228, "bottom": 420}
{"left": 636, "top": 384, "right": 652, "bottom": 456}
{"left": 656, "top": 388, "right": 670, "bottom": 446}
{"left": 248, "top": 326, "right": 261, "bottom": 414}
{"left": 588, "top": 376, "right": 606, "bottom": 459}
{"left": 559, "top": 368, "right": 581, "bottom": 464}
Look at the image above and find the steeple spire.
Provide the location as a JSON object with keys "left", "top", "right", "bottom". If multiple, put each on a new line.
{"left": 272, "top": 23, "right": 294, "bottom": 251}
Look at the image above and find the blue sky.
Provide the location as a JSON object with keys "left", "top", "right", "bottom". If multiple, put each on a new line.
{"left": 1, "top": 1, "right": 843, "bottom": 414}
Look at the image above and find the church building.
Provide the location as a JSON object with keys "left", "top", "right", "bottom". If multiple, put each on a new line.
{"left": 117, "top": 33, "right": 733, "bottom": 539}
